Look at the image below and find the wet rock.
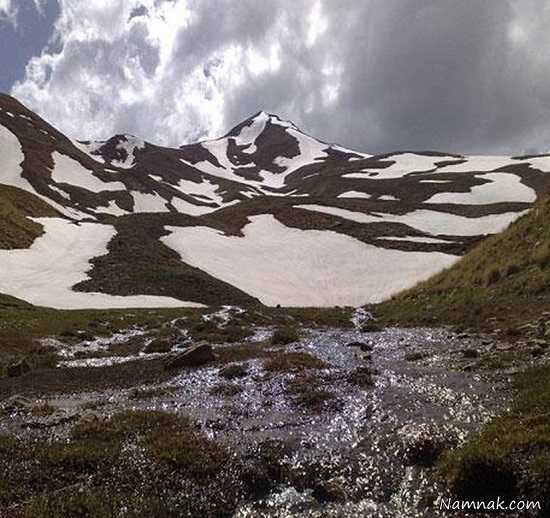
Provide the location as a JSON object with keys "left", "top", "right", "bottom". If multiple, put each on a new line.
{"left": 1, "top": 394, "right": 33, "bottom": 413}
{"left": 164, "top": 343, "right": 215, "bottom": 369}
{"left": 398, "top": 423, "right": 446, "bottom": 466}
{"left": 530, "top": 347, "right": 545, "bottom": 358}
{"left": 462, "top": 348, "right": 480, "bottom": 359}
{"left": 7, "top": 359, "right": 31, "bottom": 377}
{"left": 529, "top": 339, "right": 549, "bottom": 349}
{"left": 143, "top": 338, "right": 172, "bottom": 354}
{"left": 405, "top": 351, "right": 429, "bottom": 362}
{"left": 272, "top": 487, "right": 317, "bottom": 514}
{"left": 312, "top": 478, "right": 347, "bottom": 503}
{"left": 345, "top": 341, "right": 373, "bottom": 352}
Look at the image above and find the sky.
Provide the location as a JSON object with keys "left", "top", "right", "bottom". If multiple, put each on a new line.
{"left": 1, "top": 0, "right": 550, "bottom": 155}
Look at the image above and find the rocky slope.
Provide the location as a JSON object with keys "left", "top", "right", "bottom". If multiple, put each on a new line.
{"left": 2, "top": 93, "right": 550, "bottom": 308}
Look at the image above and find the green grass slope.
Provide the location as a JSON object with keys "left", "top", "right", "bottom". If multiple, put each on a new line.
{"left": 376, "top": 196, "right": 550, "bottom": 332}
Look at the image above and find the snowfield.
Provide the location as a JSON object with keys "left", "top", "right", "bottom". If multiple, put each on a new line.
{"left": 0, "top": 218, "right": 203, "bottom": 309}
{"left": 50, "top": 152, "right": 125, "bottom": 193}
{"left": 295, "top": 204, "right": 524, "bottom": 236}
{"left": 161, "top": 214, "right": 457, "bottom": 307}
{"left": 0, "top": 123, "right": 91, "bottom": 220}
{"left": 343, "top": 153, "right": 463, "bottom": 180}
{"left": 426, "top": 173, "right": 536, "bottom": 205}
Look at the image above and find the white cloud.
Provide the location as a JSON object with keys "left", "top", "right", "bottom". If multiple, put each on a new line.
{"left": 11, "top": 0, "right": 343, "bottom": 147}
{"left": 0, "top": 0, "right": 17, "bottom": 26}
{"left": 10, "top": 0, "right": 550, "bottom": 154}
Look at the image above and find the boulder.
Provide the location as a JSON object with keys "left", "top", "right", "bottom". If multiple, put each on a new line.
{"left": 6, "top": 359, "right": 31, "bottom": 378}
{"left": 313, "top": 478, "right": 347, "bottom": 503}
{"left": 165, "top": 343, "right": 215, "bottom": 369}
{"left": 398, "top": 423, "right": 446, "bottom": 466}
{"left": 143, "top": 338, "right": 172, "bottom": 354}
{"left": 344, "top": 341, "right": 373, "bottom": 352}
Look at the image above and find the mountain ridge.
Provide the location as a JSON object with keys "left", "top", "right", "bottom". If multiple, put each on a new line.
{"left": 2, "top": 93, "right": 550, "bottom": 308}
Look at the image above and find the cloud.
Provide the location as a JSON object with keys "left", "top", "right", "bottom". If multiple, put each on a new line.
{"left": 0, "top": 0, "right": 17, "bottom": 26}
{"left": 10, "top": 0, "right": 550, "bottom": 154}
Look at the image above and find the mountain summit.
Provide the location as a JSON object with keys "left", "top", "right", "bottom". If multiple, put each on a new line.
{"left": 1, "top": 93, "right": 550, "bottom": 309}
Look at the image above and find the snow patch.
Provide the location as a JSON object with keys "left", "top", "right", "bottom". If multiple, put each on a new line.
{"left": 0, "top": 218, "right": 203, "bottom": 309}
{"left": 426, "top": 173, "right": 536, "bottom": 205}
{"left": 161, "top": 214, "right": 457, "bottom": 307}
{"left": 337, "top": 191, "right": 371, "bottom": 199}
{"left": 50, "top": 152, "right": 125, "bottom": 193}
{"left": 295, "top": 204, "right": 525, "bottom": 237}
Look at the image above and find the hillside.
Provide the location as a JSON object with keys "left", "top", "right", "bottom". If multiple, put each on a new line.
{"left": 2, "top": 92, "right": 550, "bottom": 309}
{"left": 376, "top": 194, "right": 550, "bottom": 332}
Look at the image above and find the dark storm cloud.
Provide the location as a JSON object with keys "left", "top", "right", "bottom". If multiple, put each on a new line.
{"left": 9, "top": 0, "right": 550, "bottom": 154}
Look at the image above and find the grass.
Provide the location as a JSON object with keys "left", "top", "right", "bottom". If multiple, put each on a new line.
{"left": 0, "top": 185, "right": 59, "bottom": 249}
{"left": 375, "top": 195, "right": 550, "bottom": 333}
{"left": 219, "top": 363, "right": 249, "bottom": 379}
{"left": 438, "top": 364, "right": 550, "bottom": 511}
{"left": 188, "top": 318, "right": 253, "bottom": 343}
{"left": 263, "top": 352, "right": 327, "bottom": 372}
{"left": 0, "top": 410, "right": 236, "bottom": 517}
{"left": 209, "top": 383, "right": 243, "bottom": 398}
{"left": 285, "top": 374, "right": 336, "bottom": 411}
{"left": 271, "top": 326, "right": 300, "bottom": 345}
{"left": 347, "top": 366, "right": 375, "bottom": 388}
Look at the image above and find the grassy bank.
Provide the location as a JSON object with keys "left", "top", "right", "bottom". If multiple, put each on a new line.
{"left": 375, "top": 196, "right": 550, "bottom": 332}
{"left": 438, "top": 364, "right": 550, "bottom": 514}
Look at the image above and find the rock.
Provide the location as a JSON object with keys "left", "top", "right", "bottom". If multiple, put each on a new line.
{"left": 398, "top": 423, "right": 445, "bottom": 466}
{"left": 344, "top": 341, "right": 373, "bottom": 352}
{"left": 164, "top": 343, "right": 215, "bottom": 369}
{"left": 312, "top": 478, "right": 347, "bottom": 503}
{"left": 405, "top": 351, "right": 429, "bottom": 362}
{"left": 535, "top": 322, "right": 546, "bottom": 338}
{"left": 462, "top": 349, "right": 480, "bottom": 359}
{"left": 1, "top": 394, "right": 34, "bottom": 413}
{"left": 143, "top": 338, "right": 172, "bottom": 354}
{"left": 6, "top": 359, "right": 31, "bottom": 377}
{"left": 462, "top": 362, "right": 477, "bottom": 372}
{"left": 530, "top": 348, "right": 545, "bottom": 358}
{"left": 456, "top": 333, "right": 469, "bottom": 339}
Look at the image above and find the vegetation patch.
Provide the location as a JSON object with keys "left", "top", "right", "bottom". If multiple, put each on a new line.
{"left": 285, "top": 374, "right": 336, "bottom": 411}
{"left": 219, "top": 363, "right": 249, "bottom": 379}
{"left": 376, "top": 196, "right": 550, "bottom": 333}
{"left": 347, "top": 366, "right": 375, "bottom": 388}
{"left": 209, "top": 383, "right": 244, "bottom": 398}
{"left": 0, "top": 410, "right": 237, "bottom": 517}
{"left": 438, "top": 364, "right": 550, "bottom": 512}
{"left": 264, "top": 351, "right": 327, "bottom": 372}
{"left": 271, "top": 326, "right": 300, "bottom": 345}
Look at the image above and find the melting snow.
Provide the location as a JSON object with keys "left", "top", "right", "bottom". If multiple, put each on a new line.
{"left": 0, "top": 217, "right": 204, "bottom": 309}
{"left": 50, "top": 152, "right": 125, "bottom": 193}
{"left": 344, "top": 153, "right": 462, "bottom": 180}
{"left": 337, "top": 191, "right": 371, "bottom": 199}
{"left": 131, "top": 191, "right": 170, "bottom": 213}
{"left": 426, "top": 172, "right": 536, "bottom": 205}
{"left": 161, "top": 214, "right": 456, "bottom": 306}
{"left": 295, "top": 204, "right": 524, "bottom": 236}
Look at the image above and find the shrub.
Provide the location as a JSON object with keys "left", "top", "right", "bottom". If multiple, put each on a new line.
{"left": 271, "top": 326, "right": 300, "bottom": 345}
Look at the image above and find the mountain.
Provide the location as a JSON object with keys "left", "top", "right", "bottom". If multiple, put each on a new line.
{"left": 1, "top": 92, "right": 550, "bottom": 309}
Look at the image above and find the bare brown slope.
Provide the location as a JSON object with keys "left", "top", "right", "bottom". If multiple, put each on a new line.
{"left": 0, "top": 185, "right": 59, "bottom": 249}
